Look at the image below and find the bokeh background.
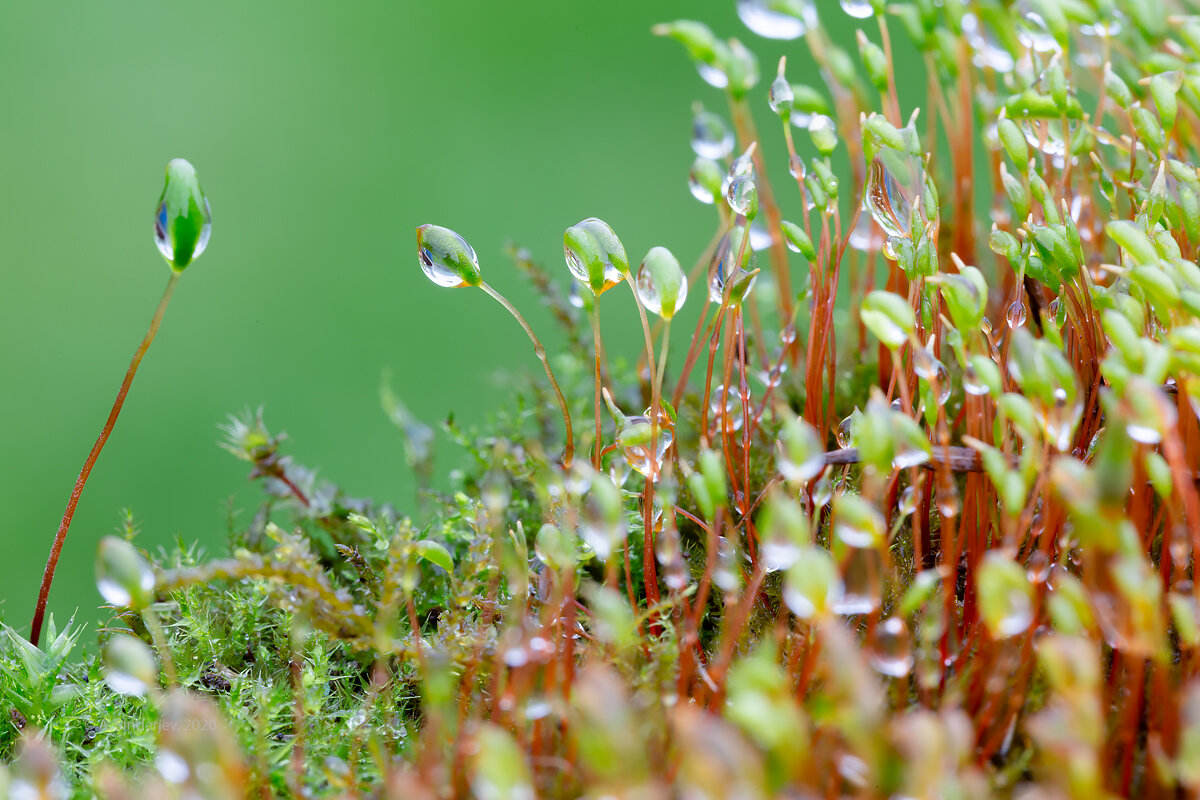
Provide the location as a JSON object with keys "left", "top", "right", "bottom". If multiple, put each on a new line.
{"left": 0, "top": 1, "right": 872, "bottom": 633}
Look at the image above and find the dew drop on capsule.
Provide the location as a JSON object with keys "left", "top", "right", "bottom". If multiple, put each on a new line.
{"left": 839, "top": 0, "right": 873, "bottom": 18}
{"left": 963, "top": 364, "right": 989, "bottom": 396}
{"left": 788, "top": 154, "right": 805, "bottom": 180}
{"left": 737, "top": 0, "right": 817, "bottom": 40}
{"left": 154, "top": 159, "right": 212, "bottom": 270}
{"left": 417, "top": 225, "right": 480, "bottom": 288}
{"left": 636, "top": 246, "right": 688, "bottom": 319}
{"left": 865, "top": 157, "right": 916, "bottom": 240}
{"left": 834, "top": 544, "right": 882, "bottom": 615}
{"left": 688, "top": 161, "right": 718, "bottom": 204}
{"left": 748, "top": 220, "right": 772, "bottom": 251}
{"left": 835, "top": 414, "right": 855, "bottom": 448}
{"left": 96, "top": 536, "right": 155, "bottom": 609}
{"left": 620, "top": 409, "right": 674, "bottom": 480}
{"left": 691, "top": 111, "right": 734, "bottom": 160}
{"left": 708, "top": 230, "right": 758, "bottom": 304}
{"left": 726, "top": 175, "right": 758, "bottom": 216}
{"left": 867, "top": 617, "right": 914, "bottom": 677}
{"left": 1015, "top": 1, "right": 1059, "bottom": 53}
{"left": 768, "top": 76, "right": 794, "bottom": 115}
{"left": 961, "top": 13, "right": 1016, "bottom": 72}
{"left": 1005, "top": 300, "right": 1027, "bottom": 329}
{"left": 811, "top": 475, "right": 833, "bottom": 508}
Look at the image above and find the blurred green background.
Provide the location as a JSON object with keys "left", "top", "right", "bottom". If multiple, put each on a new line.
{"left": 0, "top": 1, "right": 870, "bottom": 633}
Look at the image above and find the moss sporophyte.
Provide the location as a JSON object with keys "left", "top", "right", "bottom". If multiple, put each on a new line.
{"left": 28, "top": 159, "right": 212, "bottom": 648}
{"left": 19, "top": 1, "right": 1200, "bottom": 797}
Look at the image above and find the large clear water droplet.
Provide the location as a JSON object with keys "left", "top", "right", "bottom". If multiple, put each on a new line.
{"left": 835, "top": 414, "right": 855, "bottom": 449}
{"left": 788, "top": 154, "right": 805, "bottom": 180}
{"left": 419, "top": 226, "right": 479, "bottom": 288}
{"left": 620, "top": 408, "right": 674, "bottom": 480}
{"left": 636, "top": 254, "right": 689, "bottom": 319}
{"left": 1005, "top": 300, "right": 1027, "bottom": 329}
{"left": 778, "top": 417, "right": 825, "bottom": 485}
{"left": 865, "top": 155, "right": 922, "bottom": 240}
{"left": 564, "top": 219, "right": 624, "bottom": 295}
{"left": 710, "top": 384, "right": 749, "bottom": 433}
{"left": 768, "top": 76, "right": 794, "bottom": 115}
{"left": 155, "top": 197, "right": 213, "bottom": 264}
{"left": 696, "top": 62, "right": 729, "bottom": 89}
{"left": 848, "top": 211, "right": 884, "bottom": 252}
{"left": 726, "top": 174, "right": 758, "bottom": 216}
{"left": 748, "top": 220, "right": 772, "bottom": 251}
{"left": 834, "top": 544, "right": 882, "bottom": 615}
{"left": 962, "top": 13, "right": 1016, "bottom": 71}
{"left": 1015, "top": 1, "right": 1059, "bottom": 52}
{"left": 737, "top": 0, "right": 817, "bottom": 40}
{"left": 839, "top": 0, "right": 873, "bottom": 18}
{"left": 103, "top": 635, "right": 158, "bottom": 697}
{"left": 867, "top": 617, "right": 914, "bottom": 677}
{"left": 691, "top": 111, "right": 734, "bottom": 159}
{"left": 689, "top": 162, "right": 718, "bottom": 204}
{"left": 963, "top": 364, "right": 988, "bottom": 396}
{"left": 709, "top": 229, "right": 758, "bottom": 304}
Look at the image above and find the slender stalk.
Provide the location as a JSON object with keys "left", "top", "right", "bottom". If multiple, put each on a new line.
{"left": 590, "top": 301, "right": 603, "bottom": 470}
{"left": 479, "top": 281, "right": 574, "bottom": 469}
{"left": 30, "top": 271, "right": 181, "bottom": 646}
{"left": 627, "top": 278, "right": 662, "bottom": 605}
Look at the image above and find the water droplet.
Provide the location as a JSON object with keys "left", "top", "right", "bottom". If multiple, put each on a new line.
{"left": 1080, "top": 11, "right": 1124, "bottom": 38}
{"left": 103, "top": 635, "right": 158, "bottom": 697}
{"left": 418, "top": 225, "right": 480, "bottom": 288}
{"left": 95, "top": 536, "right": 155, "bottom": 609}
{"left": 708, "top": 229, "right": 758, "bottom": 305}
{"left": 714, "top": 536, "right": 741, "bottom": 593}
{"left": 835, "top": 414, "right": 856, "bottom": 448}
{"left": 1005, "top": 300, "right": 1027, "bottom": 329}
{"left": 936, "top": 483, "right": 960, "bottom": 518}
{"left": 737, "top": 0, "right": 817, "bottom": 40}
{"left": 691, "top": 111, "right": 734, "bottom": 159}
{"left": 688, "top": 161, "right": 718, "bottom": 204}
{"left": 834, "top": 544, "right": 882, "bottom": 615}
{"left": 881, "top": 236, "right": 901, "bottom": 261}
{"left": 745, "top": 221, "right": 772, "bottom": 252}
{"left": 963, "top": 364, "right": 989, "bottom": 396}
{"left": 154, "top": 197, "right": 212, "bottom": 265}
{"left": 1015, "top": 1, "right": 1059, "bottom": 52}
{"left": 619, "top": 408, "right": 674, "bottom": 479}
{"left": 811, "top": 475, "right": 833, "bottom": 508}
{"left": 865, "top": 155, "right": 922, "bottom": 240}
{"left": 778, "top": 416, "right": 825, "bottom": 485}
{"left": 726, "top": 174, "right": 758, "bottom": 216}
{"left": 1046, "top": 298, "right": 1062, "bottom": 325}
{"left": 155, "top": 750, "right": 190, "bottom": 784}
{"left": 1127, "top": 422, "right": 1162, "bottom": 445}
{"left": 788, "top": 153, "right": 805, "bottom": 180}
{"left": 696, "top": 61, "right": 729, "bottom": 89}
{"left": 636, "top": 249, "right": 689, "bottom": 320}
{"left": 868, "top": 617, "right": 914, "bottom": 677}
{"left": 961, "top": 13, "right": 1016, "bottom": 72}
{"left": 710, "top": 384, "right": 749, "bottom": 433}
{"left": 1026, "top": 552, "right": 1052, "bottom": 584}
{"left": 899, "top": 485, "right": 918, "bottom": 516}
{"left": 768, "top": 76, "right": 794, "bottom": 115}
{"left": 848, "top": 211, "right": 884, "bottom": 252}
{"left": 564, "top": 218, "right": 625, "bottom": 295}
{"left": 839, "top": 0, "right": 873, "bottom": 18}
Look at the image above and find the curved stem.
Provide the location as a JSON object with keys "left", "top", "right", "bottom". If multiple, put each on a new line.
{"left": 591, "top": 301, "right": 603, "bottom": 470}
{"left": 30, "top": 271, "right": 181, "bottom": 646}
{"left": 479, "top": 281, "right": 574, "bottom": 469}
